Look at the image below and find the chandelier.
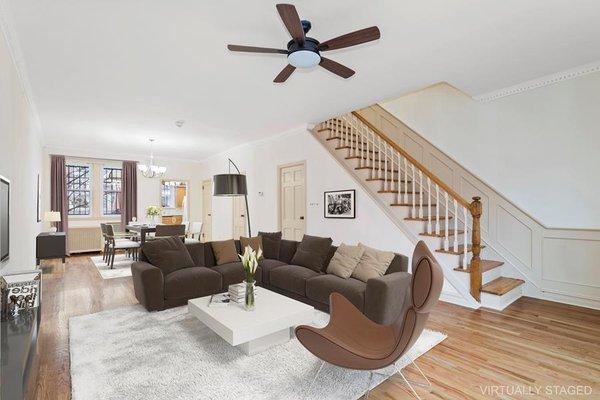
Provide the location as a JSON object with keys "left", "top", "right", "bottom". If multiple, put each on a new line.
{"left": 138, "top": 138, "right": 166, "bottom": 178}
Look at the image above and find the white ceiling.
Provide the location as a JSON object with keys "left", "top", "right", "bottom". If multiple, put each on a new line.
{"left": 5, "top": 0, "right": 600, "bottom": 161}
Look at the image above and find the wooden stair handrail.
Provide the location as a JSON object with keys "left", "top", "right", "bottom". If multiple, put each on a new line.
{"left": 351, "top": 111, "right": 471, "bottom": 209}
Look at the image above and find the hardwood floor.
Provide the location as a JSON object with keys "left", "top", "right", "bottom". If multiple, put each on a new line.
{"left": 33, "top": 255, "right": 599, "bottom": 399}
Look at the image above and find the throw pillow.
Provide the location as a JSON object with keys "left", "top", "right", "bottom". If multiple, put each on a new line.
{"left": 326, "top": 243, "right": 365, "bottom": 279}
{"left": 142, "top": 236, "right": 195, "bottom": 276}
{"left": 240, "top": 236, "right": 263, "bottom": 255}
{"left": 211, "top": 239, "right": 239, "bottom": 266}
{"left": 290, "top": 234, "right": 333, "bottom": 272}
{"left": 352, "top": 243, "right": 395, "bottom": 282}
{"left": 258, "top": 231, "right": 282, "bottom": 259}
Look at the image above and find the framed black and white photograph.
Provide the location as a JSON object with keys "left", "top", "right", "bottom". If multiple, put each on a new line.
{"left": 324, "top": 189, "right": 355, "bottom": 219}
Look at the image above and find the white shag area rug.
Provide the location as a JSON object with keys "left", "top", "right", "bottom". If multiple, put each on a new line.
{"left": 90, "top": 254, "right": 133, "bottom": 279}
{"left": 70, "top": 305, "right": 446, "bottom": 400}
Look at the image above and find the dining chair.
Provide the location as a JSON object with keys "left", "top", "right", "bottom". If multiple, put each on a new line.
{"left": 105, "top": 224, "right": 141, "bottom": 268}
{"left": 295, "top": 241, "right": 443, "bottom": 399}
{"left": 154, "top": 224, "right": 186, "bottom": 240}
{"left": 185, "top": 221, "right": 203, "bottom": 244}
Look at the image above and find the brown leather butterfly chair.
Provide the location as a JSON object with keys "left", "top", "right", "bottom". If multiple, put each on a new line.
{"left": 295, "top": 241, "right": 443, "bottom": 399}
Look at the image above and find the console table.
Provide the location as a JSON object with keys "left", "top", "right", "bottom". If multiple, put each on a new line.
{"left": 36, "top": 232, "right": 66, "bottom": 266}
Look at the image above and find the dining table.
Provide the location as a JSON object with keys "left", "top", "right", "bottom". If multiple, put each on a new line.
{"left": 125, "top": 224, "right": 156, "bottom": 244}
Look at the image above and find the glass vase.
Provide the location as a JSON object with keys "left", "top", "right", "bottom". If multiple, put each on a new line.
{"left": 245, "top": 280, "right": 255, "bottom": 311}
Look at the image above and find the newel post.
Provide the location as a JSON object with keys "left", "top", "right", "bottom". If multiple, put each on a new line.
{"left": 469, "top": 197, "right": 482, "bottom": 301}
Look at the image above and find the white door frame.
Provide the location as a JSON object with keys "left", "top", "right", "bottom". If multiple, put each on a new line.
{"left": 201, "top": 179, "right": 213, "bottom": 242}
{"left": 277, "top": 161, "right": 307, "bottom": 235}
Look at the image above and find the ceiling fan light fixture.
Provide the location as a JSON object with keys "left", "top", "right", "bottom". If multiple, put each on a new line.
{"left": 288, "top": 50, "right": 321, "bottom": 68}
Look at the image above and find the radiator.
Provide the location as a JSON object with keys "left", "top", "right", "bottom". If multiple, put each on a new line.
{"left": 69, "top": 227, "right": 103, "bottom": 253}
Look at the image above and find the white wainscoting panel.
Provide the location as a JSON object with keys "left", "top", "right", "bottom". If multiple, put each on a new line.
{"left": 357, "top": 104, "right": 600, "bottom": 310}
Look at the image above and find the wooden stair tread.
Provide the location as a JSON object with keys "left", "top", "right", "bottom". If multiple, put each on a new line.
{"left": 356, "top": 166, "right": 398, "bottom": 172}
{"left": 392, "top": 203, "right": 436, "bottom": 207}
{"left": 419, "top": 229, "right": 462, "bottom": 237}
{"left": 405, "top": 216, "right": 451, "bottom": 221}
{"left": 436, "top": 244, "right": 485, "bottom": 255}
{"left": 326, "top": 135, "right": 359, "bottom": 142}
{"left": 481, "top": 277, "right": 525, "bottom": 295}
{"left": 337, "top": 146, "right": 378, "bottom": 154}
{"left": 379, "top": 190, "right": 421, "bottom": 194}
{"left": 367, "top": 178, "right": 411, "bottom": 183}
{"left": 454, "top": 259, "right": 504, "bottom": 273}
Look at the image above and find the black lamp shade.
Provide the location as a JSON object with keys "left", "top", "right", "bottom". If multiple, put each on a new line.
{"left": 213, "top": 174, "right": 247, "bottom": 196}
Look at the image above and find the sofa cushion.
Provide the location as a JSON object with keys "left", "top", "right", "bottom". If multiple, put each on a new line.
{"left": 306, "top": 274, "right": 366, "bottom": 311}
{"left": 352, "top": 243, "right": 395, "bottom": 282}
{"left": 185, "top": 242, "right": 206, "bottom": 267}
{"left": 258, "top": 231, "right": 282, "bottom": 259}
{"left": 141, "top": 236, "right": 195, "bottom": 276}
{"left": 257, "top": 259, "right": 287, "bottom": 285}
{"left": 326, "top": 243, "right": 364, "bottom": 279}
{"left": 212, "top": 262, "right": 245, "bottom": 290}
{"left": 290, "top": 235, "right": 333, "bottom": 272}
{"left": 240, "top": 236, "right": 263, "bottom": 254}
{"left": 279, "top": 239, "right": 298, "bottom": 264}
{"left": 164, "top": 267, "right": 222, "bottom": 300}
{"left": 269, "top": 265, "right": 320, "bottom": 296}
{"left": 211, "top": 239, "right": 239, "bottom": 266}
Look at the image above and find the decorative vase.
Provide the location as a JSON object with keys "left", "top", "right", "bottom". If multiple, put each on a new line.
{"left": 245, "top": 280, "right": 255, "bottom": 311}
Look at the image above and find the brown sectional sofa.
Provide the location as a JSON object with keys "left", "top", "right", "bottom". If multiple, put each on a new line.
{"left": 131, "top": 237, "right": 410, "bottom": 325}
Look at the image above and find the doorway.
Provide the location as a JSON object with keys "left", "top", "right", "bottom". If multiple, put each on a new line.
{"left": 201, "top": 179, "right": 212, "bottom": 242}
{"left": 232, "top": 196, "right": 247, "bottom": 239}
{"left": 278, "top": 162, "right": 306, "bottom": 241}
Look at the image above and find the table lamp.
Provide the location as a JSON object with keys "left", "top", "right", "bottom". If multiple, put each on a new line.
{"left": 44, "top": 211, "right": 61, "bottom": 233}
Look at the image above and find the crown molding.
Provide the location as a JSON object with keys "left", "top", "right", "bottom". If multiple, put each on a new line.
{"left": 474, "top": 60, "right": 600, "bottom": 103}
{"left": 0, "top": 0, "right": 44, "bottom": 143}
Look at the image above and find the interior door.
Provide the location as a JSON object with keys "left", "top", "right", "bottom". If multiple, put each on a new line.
{"left": 232, "top": 196, "right": 247, "bottom": 239}
{"left": 202, "top": 180, "right": 212, "bottom": 242}
{"left": 280, "top": 163, "right": 306, "bottom": 240}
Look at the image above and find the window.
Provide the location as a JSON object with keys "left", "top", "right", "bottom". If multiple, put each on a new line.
{"left": 66, "top": 164, "right": 91, "bottom": 216}
{"left": 102, "top": 167, "right": 122, "bottom": 215}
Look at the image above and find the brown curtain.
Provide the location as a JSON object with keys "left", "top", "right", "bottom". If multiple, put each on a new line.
{"left": 50, "top": 155, "right": 69, "bottom": 253}
{"left": 121, "top": 160, "right": 138, "bottom": 228}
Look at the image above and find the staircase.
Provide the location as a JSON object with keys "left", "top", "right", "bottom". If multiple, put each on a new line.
{"left": 313, "top": 112, "right": 525, "bottom": 310}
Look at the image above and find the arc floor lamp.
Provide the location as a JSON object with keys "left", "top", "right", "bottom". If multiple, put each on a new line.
{"left": 213, "top": 159, "right": 251, "bottom": 236}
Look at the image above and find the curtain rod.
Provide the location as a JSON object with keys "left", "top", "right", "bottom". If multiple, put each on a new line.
{"left": 51, "top": 154, "right": 137, "bottom": 163}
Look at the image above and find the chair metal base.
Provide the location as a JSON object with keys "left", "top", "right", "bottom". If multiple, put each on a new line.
{"left": 306, "top": 355, "right": 432, "bottom": 400}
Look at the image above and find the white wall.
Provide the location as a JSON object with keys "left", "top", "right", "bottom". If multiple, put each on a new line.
{"left": 380, "top": 76, "right": 600, "bottom": 229}
{"left": 197, "top": 127, "right": 415, "bottom": 257}
{"left": 0, "top": 27, "right": 44, "bottom": 273}
{"left": 41, "top": 146, "right": 204, "bottom": 229}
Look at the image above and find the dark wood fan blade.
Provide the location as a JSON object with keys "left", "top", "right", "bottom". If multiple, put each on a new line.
{"left": 319, "top": 57, "right": 355, "bottom": 79}
{"left": 276, "top": 4, "right": 305, "bottom": 45}
{"left": 318, "top": 26, "right": 380, "bottom": 51}
{"left": 227, "top": 45, "right": 288, "bottom": 54}
{"left": 273, "top": 64, "right": 296, "bottom": 83}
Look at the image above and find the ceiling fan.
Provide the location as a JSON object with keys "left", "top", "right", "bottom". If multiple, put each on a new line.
{"left": 227, "top": 3, "right": 380, "bottom": 83}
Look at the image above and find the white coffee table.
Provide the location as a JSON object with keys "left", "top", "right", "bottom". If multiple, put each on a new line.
{"left": 188, "top": 288, "right": 314, "bottom": 355}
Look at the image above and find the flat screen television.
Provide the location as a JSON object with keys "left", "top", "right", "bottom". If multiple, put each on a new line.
{"left": 0, "top": 175, "right": 9, "bottom": 262}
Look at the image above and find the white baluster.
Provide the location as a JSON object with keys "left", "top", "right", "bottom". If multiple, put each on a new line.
{"left": 411, "top": 164, "right": 416, "bottom": 217}
{"left": 418, "top": 171, "right": 424, "bottom": 219}
{"left": 396, "top": 152, "right": 401, "bottom": 203}
{"left": 427, "top": 177, "right": 432, "bottom": 234}
{"left": 463, "top": 207, "right": 469, "bottom": 269}
{"left": 444, "top": 192, "right": 449, "bottom": 251}
{"left": 453, "top": 199, "right": 459, "bottom": 253}
{"left": 384, "top": 142, "right": 388, "bottom": 190}
{"left": 435, "top": 184, "right": 440, "bottom": 236}
{"left": 403, "top": 157, "right": 408, "bottom": 204}
{"left": 378, "top": 137, "right": 382, "bottom": 179}
{"left": 371, "top": 132, "right": 376, "bottom": 177}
